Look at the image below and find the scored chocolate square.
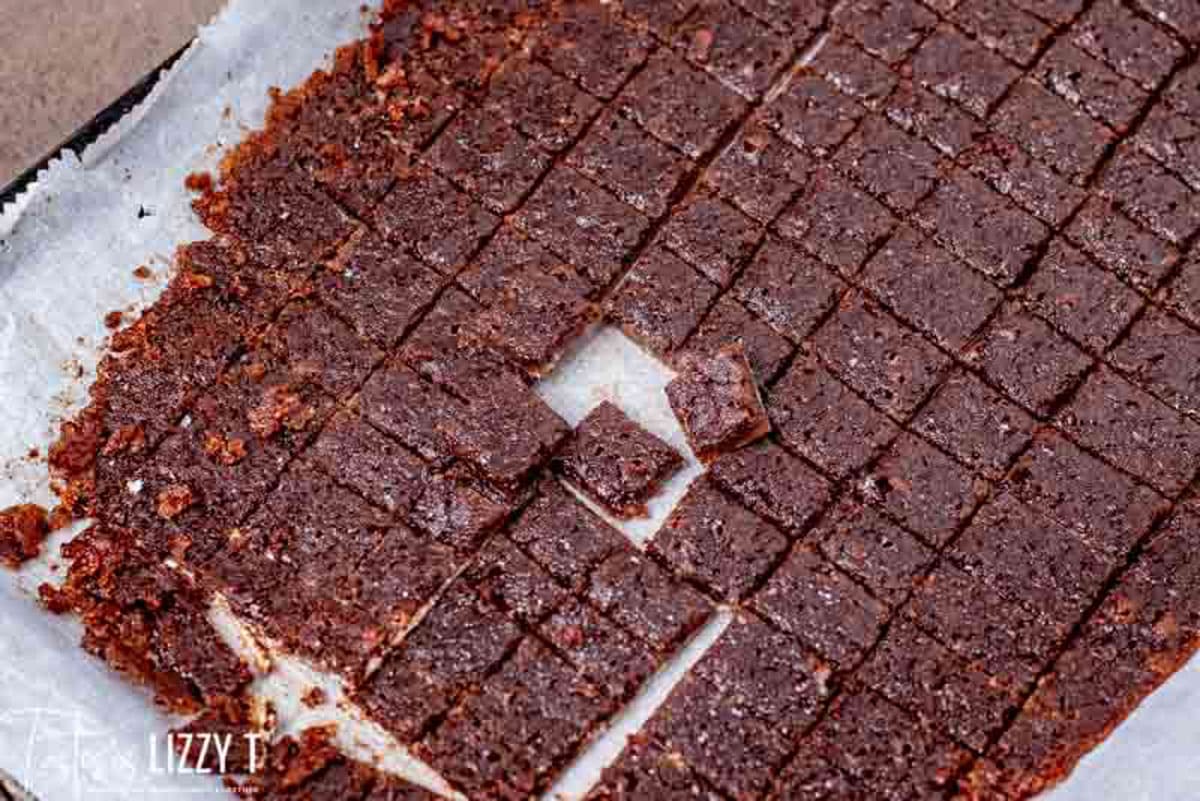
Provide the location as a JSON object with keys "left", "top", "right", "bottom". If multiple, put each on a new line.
{"left": 1065, "top": 196, "right": 1180, "bottom": 292}
{"left": 709, "top": 440, "right": 832, "bottom": 537}
{"left": 605, "top": 245, "right": 720, "bottom": 359}
{"left": 910, "top": 24, "right": 1021, "bottom": 117}
{"left": 539, "top": 599, "right": 657, "bottom": 702}
{"left": 950, "top": 0, "right": 1052, "bottom": 67}
{"left": 667, "top": 342, "right": 771, "bottom": 462}
{"left": 817, "top": 498, "right": 935, "bottom": 606}
{"left": 652, "top": 477, "right": 789, "bottom": 600}
{"left": 673, "top": 0, "right": 795, "bottom": 100}
{"left": 660, "top": 193, "right": 762, "bottom": 288}
{"left": 733, "top": 237, "right": 846, "bottom": 344}
{"left": 1109, "top": 306, "right": 1200, "bottom": 418}
{"left": 1035, "top": 40, "right": 1147, "bottom": 132}
{"left": 961, "top": 130, "right": 1087, "bottom": 227}
{"left": 834, "top": 0, "right": 939, "bottom": 65}
{"left": 587, "top": 550, "right": 712, "bottom": 653}
{"left": 427, "top": 108, "right": 553, "bottom": 213}
{"left": 536, "top": 2, "right": 653, "bottom": 100}
{"left": 485, "top": 58, "right": 602, "bottom": 154}
{"left": 706, "top": 121, "right": 815, "bottom": 224}
{"left": 555, "top": 401, "right": 683, "bottom": 518}
{"left": 885, "top": 78, "right": 987, "bottom": 158}
{"left": 760, "top": 73, "right": 866, "bottom": 157}
{"left": 837, "top": 114, "right": 942, "bottom": 213}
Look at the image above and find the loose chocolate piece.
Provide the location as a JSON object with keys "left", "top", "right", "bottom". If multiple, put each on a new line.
{"left": 652, "top": 477, "right": 790, "bottom": 600}
{"left": 0, "top": 504, "right": 50, "bottom": 569}
{"left": 555, "top": 401, "right": 683, "bottom": 518}
{"left": 666, "top": 342, "right": 771, "bottom": 462}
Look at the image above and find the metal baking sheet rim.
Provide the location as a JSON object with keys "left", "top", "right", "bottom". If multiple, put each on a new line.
{"left": 0, "top": 2, "right": 1198, "bottom": 799}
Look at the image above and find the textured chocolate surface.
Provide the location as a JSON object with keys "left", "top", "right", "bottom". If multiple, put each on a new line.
{"left": 41, "top": 1, "right": 1200, "bottom": 798}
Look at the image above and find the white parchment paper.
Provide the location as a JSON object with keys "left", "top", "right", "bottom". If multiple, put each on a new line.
{"left": 1, "top": 1, "right": 1198, "bottom": 799}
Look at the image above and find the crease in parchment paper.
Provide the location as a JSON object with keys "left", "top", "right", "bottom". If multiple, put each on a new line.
{"left": 1, "top": 1, "right": 1199, "bottom": 799}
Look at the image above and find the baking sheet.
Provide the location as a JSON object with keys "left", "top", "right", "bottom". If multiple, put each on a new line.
{"left": 1, "top": 0, "right": 1197, "bottom": 798}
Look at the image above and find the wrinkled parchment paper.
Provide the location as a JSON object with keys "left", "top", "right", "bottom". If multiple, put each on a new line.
{"left": 1, "top": 1, "right": 1198, "bottom": 798}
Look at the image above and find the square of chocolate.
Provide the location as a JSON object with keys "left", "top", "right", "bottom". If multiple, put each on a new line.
{"left": 660, "top": 193, "right": 762, "bottom": 287}
{"left": 515, "top": 168, "right": 651, "bottom": 289}
{"left": 735, "top": 0, "right": 829, "bottom": 37}
{"left": 359, "top": 362, "right": 458, "bottom": 469}
{"left": 709, "top": 440, "right": 832, "bottom": 536}
{"left": 1135, "top": 103, "right": 1200, "bottom": 193}
{"left": 1006, "top": 429, "right": 1168, "bottom": 558}
{"left": 646, "top": 614, "right": 830, "bottom": 798}
{"left": 652, "top": 477, "right": 790, "bottom": 600}
{"left": 262, "top": 300, "right": 383, "bottom": 398}
{"left": 951, "top": 492, "right": 1111, "bottom": 622}
{"left": 427, "top": 108, "right": 553, "bottom": 213}
{"left": 914, "top": 168, "right": 1049, "bottom": 286}
{"left": 751, "top": 545, "right": 889, "bottom": 666}
{"left": 885, "top": 78, "right": 987, "bottom": 158}
{"left": 1100, "top": 146, "right": 1200, "bottom": 246}
{"left": 906, "top": 562, "right": 1067, "bottom": 682}
{"left": 536, "top": 3, "right": 653, "bottom": 99}
{"left": 408, "top": 470, "right": 512, "bottom": 552}
{"left": 733, "top": 237, "right": 846, "bottom": 343}
{"left": 910, "top": 25, "right": 1021, "bottom": 117}
{"left": 1057, "top": 368, "right": 1200, "bottom": 496}
{"left": 776, "top": 166, "right": 897, "bottom": 276}
{"left": 1019, "top": 238, "right": 1144, "bottom": 352}
{"left": 808, "top": 35, "right": 899, "bottom": 110}
{"left": 1166, "top": 61, "right": 1200, "bottom": 118}
{"left": 812, "top": 291, "right": 952, "bottom": 420}
{"left": 458, "top": 225, "right": 590, "bottom": 305}
{"left": 586, "top": 739, "right": 721, "bottom": 801}
{"left": 567, "top": 111, "right": 694, "bottom": 218}
{"left": 1160, "top": 257, "right": 1200, "bottom": 329}
{"left": 617, "top": 51, "right": 749, "bottom": 159}
{"left": 706, "top": 121, "right": 815, "bottom": 224}
{"left": 950, "top": 0, "right": 1052, "bottom": 66}
{"left": 1065, "top": 196, "right": 1179, "bottom": 292}
{"left": 674, "top": 0, "right": 795, "bottom": 100}
{"left": 555, "top": 401, "right": 683, "bottom": 518}
{"left": 485, "top": 58, "right": 602, "bottom": 154}
{"left": 768, "top": 356, "right": 901, "bottom": 478}
{"left": 960, "top": 131, "right": 1087, "bottom": 227}
{"left": 461, "top": 264, "right": 599, "bottom": 378}
{"left": 436, "top": 378, "right": 570, "bottom": 493}
{"left": 461, "top": 537, "right": 569, "bottom": 625}
{"left": 373, "top": 166, "right": 500, "bottom": 273}
{"left": 993, "top": 80, "right": 1115, "bottom": 184}
{"left": 812, "top": 690, "right": 971, "bottom": 799}
{"left": 1035, "top": 41, "right": 1147, "bottom": 132}
{"left": 862, "top": 225, "right": 1002, "bottom": 350}
{"left": 666, "top": 342, "right": 771, "bottom": 462}
{"left": 863, "top": 432, "right": 985, "bottom": 547}
{"left": 508, "top": 480, "right": 630, "bottom": 591}
{"left": 1071, "top": 0, "right": 1184, "bottom": 90}
{"left": 760, "top": 73, "right": 866, "bottom": 156}
{"left": 587, "top": 550, "right": 712, "bottom": 652}
{"left": 399, "top": 287, "right": 492, "bottom": 396}
{"left": 318, "top": 230, "right": 445, "bottom": 348}
{"left": 356, "top": 583, "right": 523, "bottom": 742}
{"left": 834, "top": 0, "right": 939, "bottom": 65}
{"left": 837, "top": 114, "right": 942, "bottom": 213}
{"left": 911, "top": 371, "right": 1034, "bottom": 478}
{"left": 539, "top": 599, "right": 657, "bottom": 701}
{"left": 816, "top": 499, "right": 934, "bottom": 605}
{"left": 968, "top": 304, "right": 1093, "bottom": 417}
{"left": 309, "top": 409, "right": 429, "bottom": 514}
{"left": 605, "top": 245, "right": 720, "bottom": 360}
{"left": 861, "top": 620, "right": 1020, "bottom": 750}
{"left": 418, "top": 638, "right": 612, "bottom": 799}
{"left": 1010, "top": 0, "right": 1082, "bottom": 22}
{"left": 682, "top": 295, "right": 794, "bottom": 383}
